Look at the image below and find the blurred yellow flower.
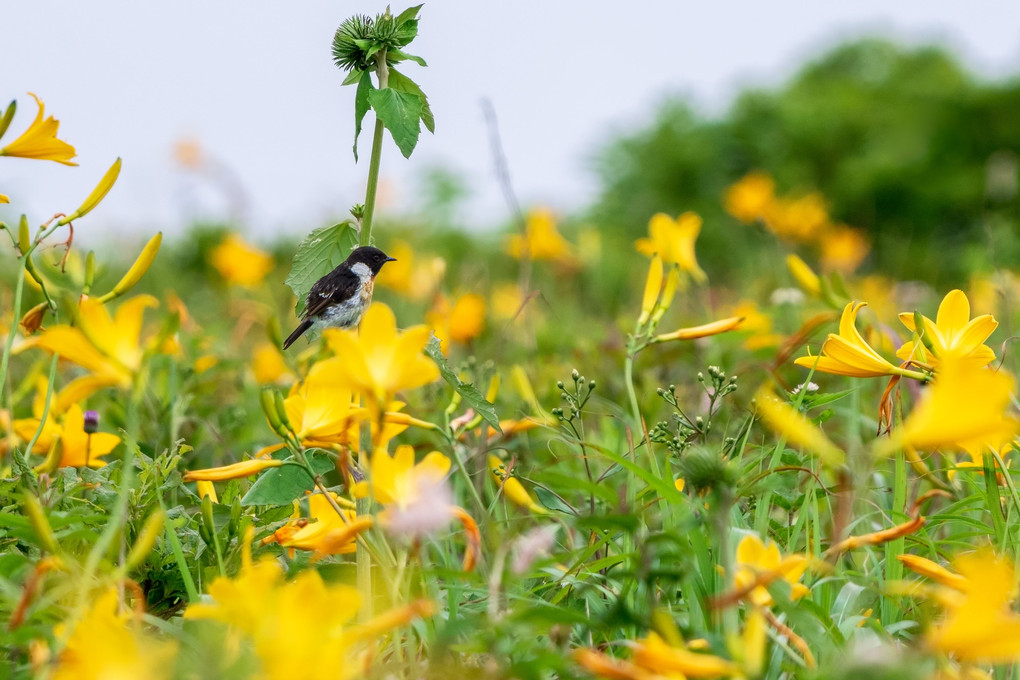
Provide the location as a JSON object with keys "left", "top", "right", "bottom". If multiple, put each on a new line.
{"left": 504, "top": 208, "right": 578, "bottom": 265}
{"left": 186, "top": 531, "right": 430, "bottom": 680}
{"left": 251, "top": 341, "right": 295, "bottom": 385}
{"left": 575, "top": 632, "right": 740, "bottom": 680}
{"left": 734, "top": 533, "right": 810, "bottom": 607}
{"left": 879, "top": 358, "right": 1019, "bottom": 455}
{"left": 786, "top": 254, "right": 821, "bottom": 298}
{"left": 731, "top": 300, "right": 782, "bottom": 350}
{"left": 490, "top": 282, "right": 527, "bottom": 320}
{"left": 322, "top": 303, "right": 439, "bottom": 413}
{"left": 898, "top": 554, "right": 969, "bottom": 591}
{"left": 0, "top": 191, "right": 8, "bottom": 203}
{"left": 795, "top": 302, "right": 922, "bottom": 379}
{"left": 927, "top": 551, "right": 1020, "bottom": 664}
{"left": 263, "top": 492, "right": 371, "bottom": 558}
{"left": 427, "top": 293, "right": 486, "bottom": 351}
{"left": 376, "top": 239, "right": 446, "bottom": 300}
{"left": 209, "top": 234, "right": 274, "bottom": 287}
{"left": 819, "top": 225, "right": 870, "bottom": 273}
{"left": 764, "top": 193, "right": 829, "bottom": 243}
{"left": 0, "top": 93, "right": 77, "bottom": 166}
{"left": 353, "top": 445, "right": 451, "bottom": 510}
{"left": 754, "top": 386, "right": 843, "bottom": 466}
{"left": 634, "top": 212, "right": 707, "bottom": 283}
{"left": 51, "top": 589, "right": 177, "bottom": 680}
{"left": 725, "top": 171, "right": 776, "bottom": 224}
{"left": 896, "top": 289, "right": 998, "bottom": 369}
{"left": 20, "top": 295, "right": 160, "bottom": 392}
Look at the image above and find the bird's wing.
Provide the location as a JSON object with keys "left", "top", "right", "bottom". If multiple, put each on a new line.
{"left": 303, "top": 266, "right": 360, "bottom": 319}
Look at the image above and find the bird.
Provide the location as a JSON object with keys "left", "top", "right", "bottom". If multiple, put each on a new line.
{"left": 283, "top": 245, "right": 396, "bottom": 349}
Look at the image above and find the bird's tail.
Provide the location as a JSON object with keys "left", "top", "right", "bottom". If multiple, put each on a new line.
{"left": 282, "top": 319, "right": 313, "bottom": 349}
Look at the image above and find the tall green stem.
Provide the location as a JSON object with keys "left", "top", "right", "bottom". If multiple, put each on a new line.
{"left": 360, "top": 49, "right": 389, "bottom": 247}
{"left": 0, "top": 259, "right": 27, "bottom": 406}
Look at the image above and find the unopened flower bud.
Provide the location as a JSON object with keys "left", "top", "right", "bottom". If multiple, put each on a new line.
{"left": 571, "top": 369, "right": 579, "bottom": 381}
{"left": 83, "top": 410, "right": 100, "bottom": 434}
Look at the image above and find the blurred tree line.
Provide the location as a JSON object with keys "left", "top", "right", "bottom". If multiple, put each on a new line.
{"left": 590, "top": 39, "right": 1020, "bottom": 284}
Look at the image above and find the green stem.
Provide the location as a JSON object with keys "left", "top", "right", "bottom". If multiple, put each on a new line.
{"left": 0, "top": 258, "right": 27, "bottom": 406}
{"left": 360, "top": 49, "right": 389, "bottom": 247}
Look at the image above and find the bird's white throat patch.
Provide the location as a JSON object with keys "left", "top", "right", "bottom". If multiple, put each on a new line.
{"left": 351, "top": 262, "right": 372, "bottom": 280}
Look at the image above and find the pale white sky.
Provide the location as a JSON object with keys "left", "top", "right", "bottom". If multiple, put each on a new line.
{"left": 1, "top": 1, "right": 1019, "bottom": 247}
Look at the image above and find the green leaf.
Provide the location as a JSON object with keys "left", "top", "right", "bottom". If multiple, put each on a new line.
{"left": 393, "top": 4, "right": 423, "bottom": 27}
{"left": 532, "top": 486, "right": 575, "bottom": 514}
{"left": 389, "top": 48, "right": 427, "bottom": 67}
{"left": 353, "top": 71, "right": 375, "bottom": 161}
{"left": 368, "top": 88, "right": 423, "bottom": 158}
{"left": 286, "top": 222, "right": 359, "bottom": 316}
{"left": 388, "top": 69, "right": 434, "bottom": 133}
{"left": 425, "top": 335, "right": 501, "bottom": 433}
{"left": 240, "top": 453, "right": 334, "bottom": 507}
{"left": 341, "top": 67, "right": 364, "bottom": 87}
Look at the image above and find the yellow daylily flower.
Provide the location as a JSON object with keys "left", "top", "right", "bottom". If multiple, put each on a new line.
{"left": 634, "top": 211, "right": 707, "bottom": 283}
{"left": 724, "top": 171, "right": 776, "bottom": 224}
{"left": 574, "top": 632, "right": 740, "bottom": 679}
{"left": 754, "top": 386, "right": 844, "bottom": 466}
{"left": 897, "top": 289, "right": 998, "bottom": 368}
{"left": 19, "top": 295, "right": 160, "bottom": 391}
{"left": 182, "top": 458, "right": 284, "bottom": 482}
{"left": 251, "top": 341, "right": 295, "bottom": 385}
{"left": 878, "top": 358, "right": 1019, "bottom": 455}
{"left": 209, "top": 234, "right": 274, "bottom": 287}
{"left": 763, "top": 192, "right": 829, "bottom": 243}
{"left": 0, "top": 93, "right": 77, "bottom": 165}
{"left": 489, "top": 454, "right": 547, "bottom": 514}
{"left": 734, "top": 533, "right": 810, "bottom": 608}
{"left": 795, "top": 302, "right": 924, "bottom": 379}
{"left": 51, "top": 590, "right": 177, "bottom": 680}
{"left": 187, "top": 529, "right": 431, "bottom": 680}
{"left": 819, "top": 225, "right": 870, "bottom": 273}
{"left": 263, "top": 492, "right": 371, "bottom": 558}
{"left": 898, "top": 554, "right": 969, "bottom": 591}
{"left": 504, "top": 208, "right": 578, "bottom": 265}
{"left": 280, "top": 360, "right": 366, "bottom": 445}
{"left": 352, "top": 445, "right": 450, "bottom": 510}
{"left": 14, "top": 403, "right": 120, "bottom": 468}
{"left": 427, "top": 292, "right": 486, "bottom": 352}
{"left": 927, "top": 551, "right": 1020, "bottom": 664}
{"left": 322, "top": 303, "right": 439, "bottom": 413}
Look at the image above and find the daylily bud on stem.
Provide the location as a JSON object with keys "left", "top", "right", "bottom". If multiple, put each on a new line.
{"left": 83, "top": 251, "right": 96, "bottom": 295}
{"left": 18, "top": 214, "right": 30, "bottom": 254}
{"left": 58, "top": 158, "right": 121, "bottom": 226}
{"left": 650, "top": 266, "right": 680, "bottom": 325}
{"left": 124, "top": 509, "right": 165, "bottom": 570}
{"left": 260, "top": 387, "right": 288, "bottom": 438}
{"left": 638, "top": 254, "right": 663, "bottom": 326}
{"left": 786, "top": 254, "right": 821, "bottom": 298}
{"left": 99, "top": 232, "right": 161, "bottom": 303}
{"left": 183, "top": 458, "right": 284, "bottom": 482}
{"left": 0, "top": 100, "right": 16, "bottom": 140}
{"left": 652, "top": 316, "right": 745, "bottom": 343}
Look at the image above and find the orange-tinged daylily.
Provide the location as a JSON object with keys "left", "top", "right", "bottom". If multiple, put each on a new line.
{"left": 734, "top": 533, "right": 810, "bottom": 607}
{"left": 877, "top": 358, "right": 1019, "bottom": 455}
{"left": 19, "top": 295, "right": 160, "bottom": 392}
{"left": 187, "top": 529, "right": 430, "bottom": 680}
{"left": 634, "top": 212, "right": 707, "bottom": 283}
{"left": 897, "top": 289, "right": 998, "bottom": 368}
{"left": 183, "top": 458, "right": 283, "bottom": 482}
{"left": 263, "top": 492, "right": 371, "bottom": 558}
{"left": 795, "top": 302, "right": 925, "bottom": 379}
{"left": 754, "top": 386, "right": 843, "bottom": 466}
{"left": 724, "top": 171, "right": 776, "bottom": 224}
{"left": 504, "top": 208, "right": 578, "bottom": 265}
{"left": 926, "top": 551, "right": 1020, "bottom": 664}
{"left": 209, "top": 234, "right": 274, "bottom": 287}
{"left": 0, "top": 93, "right": 77, "bottom": 165}
{"left": 51, "top": 589, "right": 176, "bottom": 680}
{"left": 322, "top": 303, "right": 439, "bottom": 412}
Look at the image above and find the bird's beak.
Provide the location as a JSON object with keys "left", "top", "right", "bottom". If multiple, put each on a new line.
{"left": 386, "top": 256, "right": 397, "bottom": 262}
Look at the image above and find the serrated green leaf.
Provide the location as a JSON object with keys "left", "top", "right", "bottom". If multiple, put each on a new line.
{"left": 286, "top": 222, "right": 359, "bottom": 316}
{"left": 368, "top": 88, "right": 423, "bottom": 158}
{"left": 425, "top": 335, "right": 501, "bottom": 433}
{"left": 388, "top": 69, "right": 434, "bottom": 133}
{"left": 389, "top": 48, "right": 427, "bottom": 67}
{"left": 353, "top": 71, "right": 375, "bottom": 161}
{"left": 240, "top": 453, "right": 334, "bottom": 507}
